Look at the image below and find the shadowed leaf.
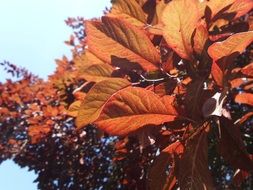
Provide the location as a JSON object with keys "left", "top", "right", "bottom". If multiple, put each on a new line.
{"left": 176, "top": 124, "right": 214, "bottom": 189}
{"left": 149, "top": 141, "right": 184, "bottom": 190}
{"left": 218, "top": 117, "right": 253, "bottom": 171}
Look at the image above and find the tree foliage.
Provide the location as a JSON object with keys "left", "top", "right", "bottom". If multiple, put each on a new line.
{"left": 1, "top": 0, "right": 253, "bottom": 189}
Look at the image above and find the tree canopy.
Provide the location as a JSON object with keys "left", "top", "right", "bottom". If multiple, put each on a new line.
{"left": 1, "top": 0, "right": 253, "bottom": 189}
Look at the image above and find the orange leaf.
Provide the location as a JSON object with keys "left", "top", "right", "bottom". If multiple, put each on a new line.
{"left": 230, "top": 78, "right": 253, "bottom": 89}
{"left": 211, "top": 61, "right": 223, "bottom": 86}
{"left": 161, "top": 0, "right": 199, "bottom": 60}
{"left": 43, "top": 105, "right": 59, "bottom": 117}
{"left": 86, "top": 16, "right": 160, "bottom": 71}
{"left": 67, "top": 100, "right": 82, "bottom": 117}
{"left": 205, "top": 0, "right": 235, "bottom": 20}
{"left": 193, "top": 20, "right": 209, "bottom": 55}
{"left": 235, "top": 93, "right": 253, "bottom": 106}
{"left": 95, "top": 87, "right": 178, "bottom": 136}
{"left": 208, "top": 31, "right": 253, "bottom": 61}
{"left": 74, "top": 50, "right": 105, "bottom": 68}
{"left": 226, "top": 0, "right": 253, "bottom": 20}
{"left": 78, "top": 63, "right": 114, "bottom": 82}
{"left": 28, "top": 125, "right": 51, "bottom": 144}
{"left": 109, "top": 0, "right": 146, "bottom": 26}
{"left": 75, "top": 78, "right": 131, "bottom": 128}
{"left": 241, "top": 62, "right": 253, "bottom": 77}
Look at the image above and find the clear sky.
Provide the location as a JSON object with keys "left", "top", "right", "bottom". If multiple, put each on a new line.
{"left": 0, "top": 0, "right": 111, "bottom": 81}
{"left": 0, "top": 0, "right": 111, "bottom": 189}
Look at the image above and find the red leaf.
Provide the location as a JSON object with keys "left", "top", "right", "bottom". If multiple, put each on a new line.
{"left": 176, "top": 124, "right": 214, "bottom": 189}
{"left": 148, "top": 141, "right": 184, "bottom": 190}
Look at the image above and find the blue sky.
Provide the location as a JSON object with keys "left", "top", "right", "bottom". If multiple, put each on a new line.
{"left": 0, "top": 0, "right": 111, "bottom": 81}
{"left": 0, "top": 0, "right": 111, "bottom": 189}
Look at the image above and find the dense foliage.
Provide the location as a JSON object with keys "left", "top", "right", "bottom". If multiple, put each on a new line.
{"left": 1, "top": 0, "right": 253, "bottom": 189}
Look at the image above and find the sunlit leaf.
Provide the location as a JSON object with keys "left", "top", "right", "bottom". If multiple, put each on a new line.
{"left": 225, "top": 0, "right": 253, "bottom": 20}
{"left": 78, "top": 63, "right": 114, "bottom": 82}
{"left": 28, "top": 125, "right": 51, "bottom": 144}
{"left": 161, "top": 0, "right": 199, "bottom": 60}
{"left": 76, "top": 78, "right": 131, "bottom": 128}
{"left": 74, "top": 50, "right": 105, "bottom": 68}
{"left": 193, "top": 20, "right": 209, "bottom": 55}
{"left": 205, "top": 0, "right": 235, "bottom": 20}
{"left": 241, "top": 62, "right": 253, "bottom": 77}
{"left": 110, "top": 0, "right": 146, "bottom": 26}
{"left": 211, "top": 61, "right": 223, "bottom": 86}
{"left": 208, "top": 31, "right": 253, "bottom": 61}
{"left": 95, "top": 87, "right": 178, "bottom": 136}
{"left": 67, "top": 100, "right": 82, "bottom": 117}
{"left": 235, "top": 93, "right": 253, "bottom": 106}
{"left": 86, "top": 16, "right": 160, "bottom": 71}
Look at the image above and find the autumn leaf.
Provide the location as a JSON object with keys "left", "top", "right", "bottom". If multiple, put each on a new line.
{"left": 208, "top": 31, "right": 253, "bottom": 61}
{"left": 241, "top": 62, "right": 253, "bottom": 77}
{"left": 218, "top": 117, "right": 253, "bottom": 171}
{"left": 74, "top": 50, "right": 105, "bottom": 68}
{"left": 28, "top": 125, "right": 51, "bottom": 144}
{"left": 76, "top": 78, "right": 131, "bottom": 128}
{"left": 148, "top": 141, "right": 184, "bottom": 190}
{"left": 224, "top": 0, "right": 253, "bottom": 20}
{"left": 176, "top": 124, "right": 214, "bottom": 189}
{"left": 208, "top": 31, "right": 253, "bottom": 86}
{"left": 67, "top": 100, "right": 82, "bottom": 117}
{"left": 109, "top": 0, "right": 146, "bottom": 26}
{"left": 205, "top": 0, "right": 235, "bottom": 20}
{"left": 161, "top": 0, "right": 199, "bottom": 60}
{"left": 85, "top": 16, "right": 160, "bottom": 71}
{"left": 78, "top": 63, "right": 114, "bottom": 82}
{"left": 211, "top": 61, "right": 224, "bottom": 86}
{"left": 230, "top": 78, "right": 253, "bottom": 89}
{"left": 95, "top": 87, "right": 178, "bottom": 136}
{"left": 193, "top": 20, "right": 209, "bottom": 55}
{"left": 235, "top": 93, "right": 253, "bottom": 106}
